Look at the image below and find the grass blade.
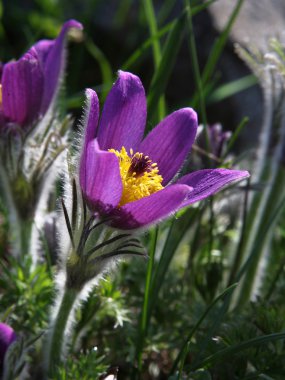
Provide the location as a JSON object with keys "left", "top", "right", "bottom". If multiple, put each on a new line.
{"left": 136, "top": 227, "right": 159, "bottom": 374}
{"left": 149, "top": 207, "right": 199, "bottom": 318}
{"left": 184, "top": 0, "right": 207, "bottom": 127}
{"left": 61, "top": 198, "right": 74, "bottom": 249}
{"left": 201, "top": 0, "right": 245, "bottom": 88}
{"left": 207, "top": 75, "right": 257, "bottom": 104}
{"left": 190, "top": 332, "right": 285, "bottom": 370}
{"left": 147, "top": 13, "right": 186, "bottom": 123}
{"left": 172, "top": 283, "right": 238, "bottom": 376}
{"left": 143, "top": 0, "right": 166, "bottom": 120}
{"left": 85, "top": 38, "right": 113, "bottom": 100}
{"left": 122, "top": 20, "right": 175, "bottom": 71}
{"left": 71, "top": 178, "right": 78, "bottom": 231}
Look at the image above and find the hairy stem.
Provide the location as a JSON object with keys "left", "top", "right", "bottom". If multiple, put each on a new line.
{"left": 46, "top": 287, "right": 78, "bottom": 376}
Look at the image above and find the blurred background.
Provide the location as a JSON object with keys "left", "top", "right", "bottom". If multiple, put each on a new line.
{"left": 1, "top": 0, "right": 275, "bottom": 148}
{"left": 2, "top": 1, "right": 285, "bottom": 379}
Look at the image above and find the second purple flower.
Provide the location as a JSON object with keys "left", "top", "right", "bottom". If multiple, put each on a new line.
{"left": 0, "top": 20, "right": 82, "bottom": 129}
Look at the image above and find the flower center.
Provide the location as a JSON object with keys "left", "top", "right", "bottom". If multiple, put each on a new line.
{"left": 109, "top": 146, "right": 164, "bottom": 206}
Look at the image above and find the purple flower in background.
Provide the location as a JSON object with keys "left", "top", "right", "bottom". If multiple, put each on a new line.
{"left": 197, "top": 123, "right": 232, "bottom": 159}
{"left": 0, "top": 323, "right": 16, "bottom": 366}
{"left": 0, "top": 20, "right": 82, "bottom": 128}
{"left": 208, "top": 123, "right": 232, "bottom": 158}
{"left": 79, "top": 71, "right": 249, "bottom": 230}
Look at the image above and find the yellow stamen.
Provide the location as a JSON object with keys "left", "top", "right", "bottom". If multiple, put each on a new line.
{"left": 109, "top": 146, "right": 164, "bottom": 206}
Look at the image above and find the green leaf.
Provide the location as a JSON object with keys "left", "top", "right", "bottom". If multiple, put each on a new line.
{"left": 149, "top": 207, "right": 199, "bottom": 317}
{"left": 190, "top": 332, "right": 285, "bottom": 370}
{"left": 172, "top": 283, "right": 238, "bottom": 376}
{"left": 207, "top": 75, "right": 257, "bottom": 104}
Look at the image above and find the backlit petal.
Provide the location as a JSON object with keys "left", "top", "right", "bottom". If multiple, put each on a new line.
{"left": 0, "top": 323, "right": 16, "bottom": 363}
{"left": 2, "top": 53, "right": 44, "bottom": 125}
{"left": 139, "top": 108, "right": 198, "bottom": 185}
{"left": 80, "top": 89, "right": 100, "bottom": 193}
{"left": 82, "top": 88, "right": 100, "bottom": 145}
{"left": 110, "top": 184, "right": 192, "bottom": 229}
{"left": 39, "top": 20, "right": 83, "bottom": 114}
{"left": 177, "top": 168, "right": 250, "bottom": 206}
{"left": 97, "top": 71, "right": 146, "bottom": 151}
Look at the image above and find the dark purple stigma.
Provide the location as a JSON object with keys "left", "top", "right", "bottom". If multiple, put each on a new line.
{"left": 128, "top": 153, "right": 153, "bottom": 177}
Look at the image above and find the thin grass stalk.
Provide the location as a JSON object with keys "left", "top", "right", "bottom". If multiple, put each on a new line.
{"left": 240, "top": 170, "right": 285, "bottom": 300}
{"left": 143, "top": 0, "right": 166, "bottom": 120}
{"left": 172, "top": 283, "right": 237, "bottom": 377}
{"left": 122, "top": 1, "right": 217, "bottom": 72}
{"left": 227, "top": 178, "right": 250, "bottom": 286}
{"left": 184, "top": 206, "right": 204, "bottom": 280}
{"left": 222, "top": 116, "right": 249, "bottom": 159}
{"left": 85, "top": 38, "right": 113, "bottom": 101}
{"left": 200, "top": 0, "right": 244, "bottom": 92}
{"left": 148, "top": 208, "right": 198, "bottom": 318}
{"left": 190, "top": 332, "right": 285, "bottom": 371}
{"left": 190, "top": 0, "right": 244, "bottom": 110}
{"left": 227, "top": 68, "right": 276, "bottom": 303}
{"left": 235, "top": 193, "right": 285, "bottom": 304}
{"left": 237, "top": 92, "right": 285, "bottom": 306}
{"left": 136, "top": 226, "right": 158, "bottom": 376}
{"left": 184, "top": 0, "right": 207, "bottom": 128}
{"left": 122, "top": 20, "right": 175, "bottom": 71}
{"left": 208, "top": 197, "right": 214, "bottom": 260}
{"left": 147, "top": 14, "right": 186, "bottom": 123}
{"left": 253, "top": 69, "right": 274, "bottom": 182}
{"left": 265, "top": 256, "right": 285, "bottom": 301}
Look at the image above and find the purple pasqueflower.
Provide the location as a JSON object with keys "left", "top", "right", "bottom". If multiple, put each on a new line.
{"left": 0, "top": 20, "right": 82, "bottom": 128}
{"left": 0, "top": 323, "right": 16, "bottom": 366}
{"left": 79, "top": 71, "right": 249, "bottom": 230}
{"left": 198, "top": 123, "right": 232, "bottom": 159}
{"left": 208, "top": 123, "right": 232, "bottom": 158}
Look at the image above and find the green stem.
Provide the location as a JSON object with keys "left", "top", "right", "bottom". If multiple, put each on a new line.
{"left": 46, "top": 287, "right": 78, "bottom": 376}
{"left": 137, "top": 227, "right": 158, "bottom": 376}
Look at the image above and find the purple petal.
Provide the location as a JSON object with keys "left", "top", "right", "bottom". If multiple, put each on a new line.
{"left": 0, "top": 62, "right": 3, "bottom": 81}
{"left": 2, "top": 53, "right": 44, "bottom": 125}
{"left": 177, "top": 168, "right": 250, "bottom": 206}
{"left": 80, "top": 139, "right": 122, "bottom": 213}
{"left": 110, "top": 184, "right": 192, "bottom": 230}
{"left": 97, "top": 71, "right": 147, "bottom": 151}
{"left": 139, "top": 108, "right": 198, "bottom": 185}
{"left": 0, "top": 323, "right": 16, "bottom": 364}
{"left": 80, "top": 89, "right": 100, "bottom": 192}
{"left": 82, "top": 89, "right": 100, "bottom": 145}
{"left": 29, "top": 40, "right": 54, "bottom": 67}
{"left": 39, "top": 20, "right": 83, "bottom": 114}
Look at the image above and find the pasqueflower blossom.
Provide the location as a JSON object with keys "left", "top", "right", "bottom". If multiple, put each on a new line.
{"left": 80, "top": 71, "right": 249, "bottom": 229}
{"left": 0, "top": 19, "right": 82, "bottom": 128}
{"left": 208, "top": 123, "right": 232, "bottom": 158}
{"left": 0, "top": 323, "right": 16, "bottom": 367}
